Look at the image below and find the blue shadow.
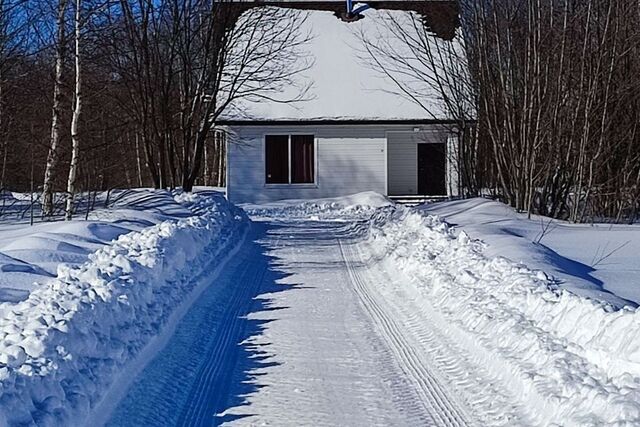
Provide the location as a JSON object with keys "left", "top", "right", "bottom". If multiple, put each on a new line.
{"left": 105, "top": 222, "right": 300, "bottom": 426}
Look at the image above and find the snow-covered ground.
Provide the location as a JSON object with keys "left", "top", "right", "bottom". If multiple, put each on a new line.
{"left": 0, "top": 189, "right": 247, "bottom": 425}
{"left": 2, "top": 190, "right": 640, "bottom": 426}
{"left": 110, "top": 193, "right": 640, "bottom": 426}
{"left": 364, "top": 204, "right": 640, "bottom": 425}
{"left": 420, "top": 198, "right": 640, "bottom": 307}
{"left": 0, "top": 190, "right": 193, "bottom": 304}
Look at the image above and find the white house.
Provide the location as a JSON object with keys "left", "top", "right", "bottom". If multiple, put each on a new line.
{"left": 219, "top": 4, "right": 461, "bottom": 204}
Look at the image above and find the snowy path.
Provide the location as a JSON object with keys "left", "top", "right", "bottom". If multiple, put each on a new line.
{"left": 104, "top": 219, "right": 526, "bottom": 426}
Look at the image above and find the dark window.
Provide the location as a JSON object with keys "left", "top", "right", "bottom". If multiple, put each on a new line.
{"left": 417, "top": 143, "right": 446, "bottom": 195}
{"left": 265, "top": 135, "right": 289, "bottom": 184}
{"left": 265, "top": 134, "right": 315, "bottom": 184}
{"left": 291, "top": 135, "right": 315, "bottom": 183}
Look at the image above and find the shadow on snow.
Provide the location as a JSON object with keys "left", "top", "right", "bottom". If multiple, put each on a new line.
{"left": 105, "top": 221, "right": 305, "bottom": 427}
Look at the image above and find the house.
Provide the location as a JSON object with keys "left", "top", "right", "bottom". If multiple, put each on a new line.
{"left": 219, "top": 1, "right": 461, "bottom": 204}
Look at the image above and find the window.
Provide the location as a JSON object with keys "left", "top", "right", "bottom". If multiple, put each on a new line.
{"left": 265, "top": 134, "right": 315, "bottom": 184}
{"left": 265, "top": 135, "right": 289, "bottom": 183}
{"left": 291, "top": 135, "right": 314, "bottom": 183}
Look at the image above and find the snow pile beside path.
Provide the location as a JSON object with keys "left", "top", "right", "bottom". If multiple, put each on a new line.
{"left": 366, "top": 207, "right": 640, "bottom": 426}
{"left": 419, "top": 198, "right": 640, "bottom": 307}
{"left": 244, "top": 191, "right": 393, "bottom": 221}
{"left": 0, "top": 191, "right": 248, "bottom": 426}
{"left": 0, "top": 189, "right": 199, "bottom": 305}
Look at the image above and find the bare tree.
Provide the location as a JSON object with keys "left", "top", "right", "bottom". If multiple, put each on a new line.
{"left": 64, "top": 0, "right": 82, "bottom": 220}
{"left": 357, "top": 10, "right": 480, "bottom": 196}
{"left": 42, "top": 0, "right": 69, "bottom": 216}
{"left": 177, "top": 4, "right": 311, "bottom": 191}
{"left": 0, "top": 0, "right": 31, "bottom": 191}
{"left": 362, "top": 1, "right": 640, "bottom": 223}
{"left": 469, "top": 0, "right": 640, "bottom": 221}
{"left": 102, "top": 1, "right": 310, "bottom": 191}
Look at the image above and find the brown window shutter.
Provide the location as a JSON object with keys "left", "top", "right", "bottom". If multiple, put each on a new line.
{"left": 291, "top": 135, "right": 314, "bottom": 184}
{"left": 265, "top": 135, "right": 289, "bottom": 184}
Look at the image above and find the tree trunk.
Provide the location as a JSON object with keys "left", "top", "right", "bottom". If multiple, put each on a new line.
{"left": 65, "top": 0, "right": 82, "bottom": 221}
{"left": 184, "top": 128, "right": 208, "bottom": 192}
{"left": 217, "top": 131, "right": 225, "bottom": 187}
{"left": 42, "top": 0, "right": 69, "bottom": 217}
{"left": 203, "top": 136, "right": 210, "bottom": 186}
{"left": 122, "top": 136, "right": 132, "bottom": 187}
{"left": 0, "top": 69, "right": 5, "bottom": 191}
{"left": 135, "top": 132, "right": 143, "bottom": 187}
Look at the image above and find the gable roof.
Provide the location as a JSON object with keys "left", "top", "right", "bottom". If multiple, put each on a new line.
{"left": 236, "top": 1, "right": 459, "bottom": 40}
{"left": 219, "top": 4, "right": 459, "bottom": 124}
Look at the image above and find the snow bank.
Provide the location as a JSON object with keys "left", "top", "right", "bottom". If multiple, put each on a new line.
{"left": 364, "top": 207, "right": 640, "bottom": 425}
{"left": 243, "top": 191, "right": 393, "bottom": 221}
{"left": 0, "top": 191, "right": 248, "bottom": 426}
{"left": 420, "top": 198, "right": 640, "bottom": 307}
{"left": 0, "top": 190, "right": 195, "bottom": 305}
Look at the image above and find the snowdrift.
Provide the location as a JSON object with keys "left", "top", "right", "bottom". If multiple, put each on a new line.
{"left": 364, "top": 206, "right": 640, "bottom": 425}
{"left": 0, "top": 189, "right": 196, "bottom": 304}
{"left": 0, "top": 190, "right": 248, "bottom": 426}
{"left": 420, "top": 198, "right": 640, "bottom": 307}
{"left": 243, "top": 191, "right": 393, "bottom": 221}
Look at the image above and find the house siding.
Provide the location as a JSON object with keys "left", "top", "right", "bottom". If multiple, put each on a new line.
{"left": 387, "top": 132, "right": 419, "bottom": 195}
{"left": 226, "top": 124, "right": 454, "bottom": 204}
{"left": 387, "top": 130, "right": 453, "bottom": 196}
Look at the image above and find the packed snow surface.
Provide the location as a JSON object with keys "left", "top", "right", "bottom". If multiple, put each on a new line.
{"left": 0, "top": 189, "right": 248, "bottom": 426}
{"left": 102, "top": 193, "right": 640, "bottom": 426}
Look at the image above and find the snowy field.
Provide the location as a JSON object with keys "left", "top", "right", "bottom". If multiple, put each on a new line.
{"left": 421, "top": 199, "right": 640, "bottom": 307}
{"left": 0, "top": 190, "right": 639, "bottom": 426}
{"left": 0, "top": 190, "right": 194, "bottom": 304}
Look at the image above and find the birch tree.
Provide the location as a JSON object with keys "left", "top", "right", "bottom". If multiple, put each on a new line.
{"left": 42, "top": 0, "right": 68, "bottom": 216}
{"left": 64, "top": 0, "right": 81, "bottom": 220}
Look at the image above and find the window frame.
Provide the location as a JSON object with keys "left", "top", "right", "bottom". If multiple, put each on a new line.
{"left": 263, "top": 133, "right": 317, "bottom": 188}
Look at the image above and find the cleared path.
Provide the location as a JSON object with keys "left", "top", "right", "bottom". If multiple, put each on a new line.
{"left": 105, "top": 219, "right": 522, "bottom": 426}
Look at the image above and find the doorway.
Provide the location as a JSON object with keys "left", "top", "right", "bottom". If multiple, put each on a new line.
{"left": 417, "top": 143, "right": 446, "bottom": 196}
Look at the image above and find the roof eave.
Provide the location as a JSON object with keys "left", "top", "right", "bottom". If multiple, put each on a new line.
{"left": 216, "top": 118, "right": 461, "bottom": 126}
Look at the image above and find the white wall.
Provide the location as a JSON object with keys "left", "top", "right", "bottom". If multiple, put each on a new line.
{"left": 386, "top": 131, "right": 419, "bottom": 195}
{"left": 226, "top": 124, "right": 456, "bottom": 204}
{"left": 447, "top": 133, "right": 460, "bottom": 197}
{"left": 387, "top": 129, "right": 457, "bottom": 196}
{"left": 227, "top": 125, "right": 387, "bottom": 204}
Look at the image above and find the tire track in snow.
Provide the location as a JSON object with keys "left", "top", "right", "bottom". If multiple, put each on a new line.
{"left": 107, "top": 217, "right": 525, "bottom": 426}
{"left": 106, "top": 227, "right": 269, "bottom": 427}
{"left": 177, "top": 264, "right": 267, "bottom": 426}
{"left": 339, "top": 240, "right": 473, "bottom": 427}
{"left": 216, "top": 221, "right": 434, "bottom": 426}
{"left": 344, "top": 239, "right": 532, "bottom": 426}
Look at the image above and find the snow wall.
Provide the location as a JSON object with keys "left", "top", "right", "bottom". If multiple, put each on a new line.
{"left": 0, "top": 191, "right": 249, "bottom": 426}
{"left": 365, "top": 206, "right": 640, "bottom": 426}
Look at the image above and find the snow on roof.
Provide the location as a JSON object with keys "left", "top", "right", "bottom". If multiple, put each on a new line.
{"left": 220, "top": 8, "right": 452, "bottom": 122}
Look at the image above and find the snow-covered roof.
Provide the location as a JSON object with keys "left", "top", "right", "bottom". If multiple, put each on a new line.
{"left": 219, "top": 8, "right": 454, "bottom": 123}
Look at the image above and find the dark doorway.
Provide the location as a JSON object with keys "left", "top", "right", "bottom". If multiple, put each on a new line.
{"left": 417, "top": 143, "right": 446, "bottom": 195}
